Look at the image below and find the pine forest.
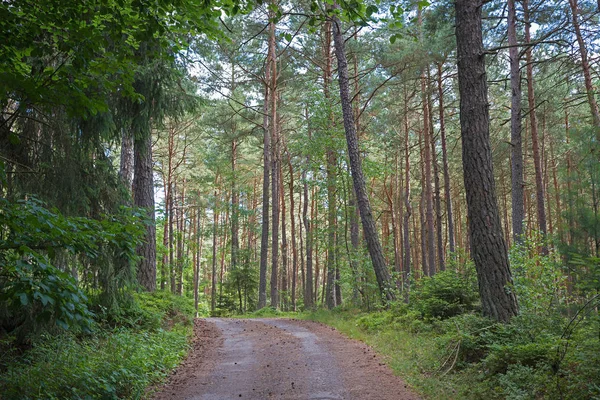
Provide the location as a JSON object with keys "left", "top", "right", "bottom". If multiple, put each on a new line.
{"left": 1, "top": 0, "right": 600, "bottom": 398}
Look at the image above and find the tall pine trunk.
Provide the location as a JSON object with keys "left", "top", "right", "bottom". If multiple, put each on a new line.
{"left": 437, "top": 63, "right": 455, "bottom": 255}
{"left": 133, "top": 133, "right": 156, "bottom": 292}
{"left": 523, "top": 0, "right": 548, "bottom": 253}
{"left": 455, "top": 0, "right": 519, "bottom": 322}
{"left": 332, "top": 14, "right": 395, "bottom": 302}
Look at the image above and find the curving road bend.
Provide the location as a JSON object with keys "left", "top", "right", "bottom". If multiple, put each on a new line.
{"left": 152, "top": 318, "right": 420, "bottom": 400}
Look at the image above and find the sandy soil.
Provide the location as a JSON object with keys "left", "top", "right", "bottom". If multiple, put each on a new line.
{"left": 152, "top": 318, "right": 420, "bottom": 400}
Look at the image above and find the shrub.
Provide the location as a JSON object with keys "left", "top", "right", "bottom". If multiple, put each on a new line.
{"left": 0, "top": 291, "right": 196, "bottom": 399}
{"left": 0, "top": 327, "right": 189, "bottom": 399}
{"left": 411, "top": 269, "right": 479, "bottom": 319}
{"left": 356, "top": 311, "right": 394, "bottom": 331}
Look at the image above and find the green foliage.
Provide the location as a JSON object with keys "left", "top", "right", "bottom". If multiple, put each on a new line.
{"left": 250, "top": 306, "right": 282, "bottom": 317}
{"left": 301, "top": 234, "right": 600, "bottom": 399}
{"left": 0, "top": 327, "right": 189, "bottom": 400}
{"left": 510, "top": 233, "right": 570, "bottom": 314}
{"left": 221, "top": 249, "right": 258, "bottom": 313}
{"left": 0, "top": 198, "right": 145, "bottom": 340}
{"left": 411, "top": 265, "right": 479, "bottom": 319}
{"left": 98, "top": 290, "right": 199, "bottom": 331}
{"left": 0, "top": 291, "right": 197, "bottom": 400}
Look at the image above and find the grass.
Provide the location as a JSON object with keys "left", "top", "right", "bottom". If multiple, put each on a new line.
{"left": 0, "top": 291, "right": 203, "bottom": 400}
{"left": 297, "top": 309, "right": 472, "bottom": 399}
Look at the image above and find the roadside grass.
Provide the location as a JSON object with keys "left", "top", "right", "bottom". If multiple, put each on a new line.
{"left": 0, "top": 291, "right": 202, "bottom": 400}
{"left": 298, "top": 309, "right": 473, "bottom": 399}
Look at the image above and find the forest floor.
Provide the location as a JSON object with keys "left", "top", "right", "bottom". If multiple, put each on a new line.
{"left": 152, "top": 318, "right": 421, "bottom": 400}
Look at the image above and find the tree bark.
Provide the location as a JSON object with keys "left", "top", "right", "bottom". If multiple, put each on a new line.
{"left": 303, "top": 106, "right": 314, "bottom": 309}
{"left": 523, "top": 0, "right": 548, "bottom": 254}
{"left": 419, "top": 16, "right": 435, "bottom": 277}
{"left": 257, "top": 15, "right": 272, "bottom": 309}
{"left": 437, "top": 63, "right": 455, "bottom": 256}
{"left": 211, "top": 189, "right": 219, "bottom": 313}
{"left": 279, "top": 157, "right": 288, "bottom": 310}
{"left": 403, "top": 85, "right": 412, "bottom": 298}
{"left": 428, "top": 70, "right": 444, "bottom": 271}
{"left": 270, "top": 94, "right": 280, "bottom": 310}
{"left": 133, "top": 133, "right": 156, "bottom": 292}
{"left": 194, "top": 209, "right": 205, "bottom": 316}
{"left": 508, "top": 0, "right": 525, "bottom": 243}
{"left": 287, "top": 150, "right": 298, "bottom": 311}
{"left": 332, "top": 14, "right": 395, "bottom": 302}
{"left": 119, "top": 129, "right": 134, "bottom": 191}
{"left": 568, "top": 0, "right": 600, "bottom": 134}
{"left": 455, "top": 0, "right": 519, "bottom": 322}
{"left": 324, "top": 20, "right": 337, "bottom": 309}
{"left": 231, "top": 139, "right": 240, "bottom": 271}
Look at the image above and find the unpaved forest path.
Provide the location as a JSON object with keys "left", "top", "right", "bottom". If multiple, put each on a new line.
{"left": 153, "top": 318, "right": 420, "bottom": 400}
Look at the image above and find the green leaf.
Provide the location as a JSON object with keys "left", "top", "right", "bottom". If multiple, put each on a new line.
{"left": 366, "top": 5, "right": 378, "bottom": 18}
{"left": 8, "top": 133, "right": 20, "bottom": 145}
{"left": 19, "top": 293, "right": 28, "bottom": 306}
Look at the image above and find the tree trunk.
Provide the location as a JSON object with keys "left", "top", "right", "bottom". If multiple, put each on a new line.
{"left": 508, "top": 0, "right": 525, "bottom": 243}
{"left": 280, "top": 158, "right": 288, "bottom": 310}
{"left": 437, "top": 63, "right": 455, "bottom": 256}
{"left": 287, "top": 150, "right": 298, "bottom": 311}
{"left": 169, "top": 185, "right": 175, "bottom": 292}
{"left": 523, "top": 0, "right": 548, "bottom": 254}
{"left": 133, "top": 133, "right": 156, "bottom": 292}
{"left": 211, "top": 189, "right": 219, "bottom": 313}
{"left": 270, "top": 97, "right": 280, "bottom": 309}
{"left": 568, "top": 0, "right": 600, "bottom": 133}
{"left": 176, "top": 180, "right": 186, "bottom": 295}
{"left": 257, "top": 16, "right": 272, "bottom": 309}
{"left": 421, "top": 72, "right": 436, "bottom": 276}
{"left": 194, "top": 209, "right": 205, "bottom": 316}
{"left": 119, "top": 129, "right": 134, "bottom": 191}
{"left": 331, "top": 14, "right": 395, "bottom": 302}
{"left": 324, "top": 20, "right": 337, "bottom": 309}
{"left": 231, "top": 139, "right": 240, "bottom": 271}
{"left": 303, "top": 107, "right": 314, "bottom": 309}
{"left": 428, "top": 70, "right": 444, "bottom": 271}
{"left": 455, "top": 0, "right": 519, "bottom": 322}
{"left": 403, "top": 85, "right": 412, "bottom": 297}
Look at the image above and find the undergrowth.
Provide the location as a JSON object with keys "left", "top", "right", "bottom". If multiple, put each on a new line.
{"left": 298, "top": 248, "right": 600, "bottom": 400}
{"left": 0, "top": 290, "right": 203, "bottom": 400}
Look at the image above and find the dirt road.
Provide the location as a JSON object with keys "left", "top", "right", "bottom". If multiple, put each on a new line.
{"left": 153, "top": 318, "right": 420, "bottom": 400}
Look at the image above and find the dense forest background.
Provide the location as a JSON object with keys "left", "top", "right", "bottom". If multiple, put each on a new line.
{"left": 1, "top": 0, "right": 600, "bottom": 398}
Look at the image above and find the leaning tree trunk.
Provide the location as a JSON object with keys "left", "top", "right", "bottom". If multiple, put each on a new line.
{"left": 455, "top": 0, "right": 519, "bottom": 323}
{"left": 568, "top": 0, "right": 600, "bottom": 134}
{"left": 133, "top": 133, "right": 156, "bottom": 292}
{"left": 332, "top": 14, "right": 395, "bottom": 302}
